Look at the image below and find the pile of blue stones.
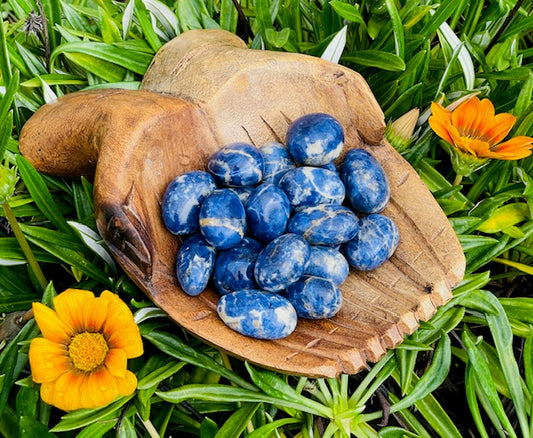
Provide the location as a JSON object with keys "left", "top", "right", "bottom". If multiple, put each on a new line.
{"left": 161, "top": 113, "right": 399, "bottom": 340}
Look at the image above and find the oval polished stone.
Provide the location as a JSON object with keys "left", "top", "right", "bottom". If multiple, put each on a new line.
{"left": 176, "top": 234, "right": 216, "bottom": 296}
{"left": 245, "top": 184, "right": 290, "bottom": 242}
{"left": 344, "top": 214, "right": 400, "bottom": 271}
{"left": 161, "top": 171, "right": 217, "bottom": 235}
{"left": 304, "top": 245, "right": 349, "bottom": 285}
{"left": 254, "top": 233, "right": 310, "bottom": 292}
{"left": 287, "top": 204, "right": 358, "bottom": 246}
{"left": 260, "top": 141, "right": 296, "bottom": 184}
{"left": 284, "top": 276, "right": 342, "bottom": 319}
{"left": 340, "top": 148, "right": 390, "bottom": 214}
{"left": 228, "top": 185, "right": 255, "bottom": 205}
{"left": 286, "top": 113, "right": 345, "bottom": 166}
{"left": 199, "top": 189, "right": 246, "bottom": 249}
{"left": 217, "top": 290, "right": 297, "bottom": 339}
{"left": 278, "top": 166, "right": 345, "bottom": 211}
{"left": 207, "top": 142, "right": 264, "bottom": 187}
{"left": 213, "top": 237, "right": 263, "bottom": 295}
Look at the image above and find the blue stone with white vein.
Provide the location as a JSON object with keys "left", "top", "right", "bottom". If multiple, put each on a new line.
{"left": 254, "top": 233, "right": 310, "bottom": 292}
{"left": 176, "top": 234, "right": 216, "bottom": 296}
{"left": 199, "top": 189, "right": 246, "bottom": 249}
{"left": 260, "top": 141, "right": 296, "bottom": 184}
{"left": 344, "top": 214, "right": 400, "bottom": 271}
{"left": 287, "top": 204, "right": 358, "bottom": 246}
{"left": 304, "top": 245, "right": 349, "bottom": 285}
{"left": 278, "top": 166, "right": 345, "bottom": 211}
{"left": 284, "top": 276, "right": 342, "bottom": 319}
{"left": 245, "top": 184, "right": 290, "bottom": 242}
{"left": 340, "top": 148, "right": 390, "bottom": 214}
{"left": 207, "top": 142, "right": 264, "bottom": 187}
{"left": 217, "top": 290, "right": 297, "bottom": 339}
{"left": 286, "top": 113, "right": 344, "bottom": 166}
{"left": 213, "top": 237, "right": 263, "bottom": 295}
{"left": 161, "top": 171, "right": 217, "bottom": 235}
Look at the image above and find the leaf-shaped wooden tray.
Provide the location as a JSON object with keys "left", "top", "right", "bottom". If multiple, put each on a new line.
{"left": 19, "top": 29, "right": 465, "bottom": 378}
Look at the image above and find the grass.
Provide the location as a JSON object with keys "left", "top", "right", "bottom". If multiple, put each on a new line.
{"left": 0, "top": 0, "right": 532, "bottom": 436}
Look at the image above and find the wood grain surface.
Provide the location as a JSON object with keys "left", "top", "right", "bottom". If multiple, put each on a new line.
{"left": 19, "top": 29, "right": 465, "bottom": 377}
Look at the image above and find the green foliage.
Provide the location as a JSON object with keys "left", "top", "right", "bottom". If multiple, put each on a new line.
{"left": 0, "top": 0, "right": 532, "bottom": 436}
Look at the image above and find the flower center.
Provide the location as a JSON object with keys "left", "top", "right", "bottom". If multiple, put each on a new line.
{"left": 68, "top": 332, "right": 109, "bottom": 372}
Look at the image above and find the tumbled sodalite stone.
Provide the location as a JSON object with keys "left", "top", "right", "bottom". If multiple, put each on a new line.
{"left": 254, "top": 233, "right": 310, "bottom": 292}
{"left": 304, "top": 246, "right": 349, "bottom": 285}
{"left": 278, "top": 167, "right": 345, "bottom": 211}
{"left": 213, "top": 237, "right": 263, "bottom": 295}
{"left": 344, "top": 214, "right": 400, "bottom": 271}
{"left": 284, "top": 276, "right": 342, "bottom": 319}
{"left": 245, "top": 184, "right": 290, "bottom": 242}
{"left": 217, "top": 290, "right": 297, "bottom": 339}
{"left": 287, "top": 204, "right": 358, "bottom": 246}
{"left": 199, "top": 189, "right": 246, "bottom": 249}
{"left": 322, "top": 161, "right": 339, "bottom": 175}
{"left": 260, "top": 141, "right": 296, "bottom": 184}
{"left": 340, "top": 148, "right": 390, "bottom": 214}
{"left": 228, "top": 186, "right": 255, "bottom": 205}
{"left": 176, "top": 234, "right": 216, "bottom": 296}
{"left": 207, "top": 142, "right": 264, "bottom": 187}
{"left": 161, "top": 171, "right": 217, "bottom": 235}
{"left": 286, "top": 113, "right": 344, "bottom": 166}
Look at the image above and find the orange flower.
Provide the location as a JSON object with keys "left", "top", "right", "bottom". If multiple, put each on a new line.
{"left": 429, "top": 97, "right": 533, "bottom": 161}
{"left": 29, "top": 289, "right": 143, "bottom": 411}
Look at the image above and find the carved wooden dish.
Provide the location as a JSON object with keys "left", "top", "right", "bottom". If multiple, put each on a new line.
{"left": 19, "top": 29, "right": 465, "bottom": 378}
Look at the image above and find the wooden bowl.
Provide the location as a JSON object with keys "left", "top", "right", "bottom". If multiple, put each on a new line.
{"left": 19, "top": 29, "right": 465, "bottom": 378}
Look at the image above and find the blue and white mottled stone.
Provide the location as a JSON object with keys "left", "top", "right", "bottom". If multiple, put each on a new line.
{"left": 213, "top": 237, "right": 263, "bottom": 295}
{"left": 287, "top": 204, "right": 359, "bottom": 246}
{"left": 245, "top": 184, "right": 290, "bottom": 242}
{"left": 175, "top": 234, "right": 216, "bottom": 296}
{"left": 228, "top": 186, "right": 255, "bottom": 205}
{"left": 199, "top": 189, "right": 246, "bottom": 249}
{"left": 344, "top": 214, "right": 400, "bottom": 271}
{"left": 260, "top": 141, "right": 296, "bottom": 184}
{"left": 340, "top": 148, "right": 390, "bottom": 214}
{"left": 321, "top": 161, "right": 339, "bottom": 175}
{"left": 278, "top": 166, "right": 345, "bottom": 211}
{"left": 161, "top": 171, "right": 217, "bottom": 235}
{"left": 207, "top": 142, "right": 264, "bottom": 187}
{"left": 254, "top": 233, "right": 310, "bottom": 292}
{"left": 284, "top": 276, "right": 342, "bottom": 319}
{"left": 217, "top": 290, "right": 297, "bottom": 339}
{"left": 304, "top": 245, "right": 349, "bottom": 285}
{"left": 286, "top": 113, "right": 344, "bottom": 166}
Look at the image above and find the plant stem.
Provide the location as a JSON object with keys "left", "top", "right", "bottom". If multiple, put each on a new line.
{"left": 2, "top": 203, "right": 48, "bottom": 291}
{"left": 453, "top": 173, "right": 463, "bottom": 186}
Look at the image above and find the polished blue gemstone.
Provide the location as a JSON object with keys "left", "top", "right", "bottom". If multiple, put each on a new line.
{"left": 207, "top": 142, "right": 264, "bottom": 187}
{"left": 278, "top": 166, "right": 345, "bottom": 211}
{"left": 245, "top": 184, "right": 290, "bottom": 242}
{"left": 344, "top": 214, "right": 400, "bottom": 271}
{"left": 217, "top": 290, "right": 297, "bottom": 339}
{"left": 284, "top": 276, "right": 342, "bottom": 319}
{"left": 304, "top": 245, "right": 349, "bottom": 285}
{"left": 260, "top": 141, "right": 296, "bottom": 185}
{"left": 176, "top": 234, "right": 216, "bottom": 296}
{"left": 287, "top": 204, "right": 358, "bottom": 246}
{"left": 228, "top": 185, "right": 255, "bottom": 205}
{"left": 286, "top": 113, "right": 344, "bottom": 166}
{"left": 213, "top": 237, "right": 263, "bottom": 295}
{"left": 254, "top": 233, "right": 310, "bottom": 292}
{"left": 161, "top": 171, "right": 216, "bottom": 235}
{"left": 199, "top": 189, "right": 246, "bottom": 249}
{"left": 340, "top": 148, "right": 390, "bottom": 214}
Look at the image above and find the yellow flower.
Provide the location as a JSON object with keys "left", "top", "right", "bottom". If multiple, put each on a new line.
{"left": 29, "top": 289, "right": 143, "bottom": 411}
{"left": 429, "top": 97, "right": 533, "bottom": 161}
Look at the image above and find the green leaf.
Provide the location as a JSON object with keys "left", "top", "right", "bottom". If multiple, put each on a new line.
{"left": 215, "top": 403, "right": 260, "bottom": 438}
{"left": 476, "top": 203, "right": 530, "bottom": 233}
{"left": 342, "top": 50, "right": 406, "bottom": 71}
{"left": 135, "top": 0, "right": 163, "bottom": 52}
{"left": 418, "top": 0, "right": 458, "bottom": 39}
{"left": 246, "top": 417, "right": 302, "bottom": 438}
{"left": 384, "top": 0, "right": 404, "bottom": 59}
{"left": 0, "top": 111, "right": 13, "bottom": 160}
{"left": 0, "top": 70, "right": 19, "bottom": 124}
{"left": 329, "top": 1, "right": 364, "bottom": 24}
{"left": 464, "top": 364, "right": 491, "bottom": 438}
{"left": 137, "top": 361, "right": 186, "bottom": 390}
{"left": 499, "top": 298, "right": 533, "bottom": 324}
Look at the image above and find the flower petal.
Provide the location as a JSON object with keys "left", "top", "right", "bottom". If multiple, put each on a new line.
{"left": 429, "top": 102, "right": 454, "bottom": 145}
{"left": 100, "top": 291, "right": 143, "bottom": 358}
{"left": 490, "top": 136, "right": 533, "bottom": 160}
{"left": 484, "top": 113, "right": 516, "bottom": 145}
{"left": 29, "top": 337, "right": 72, "bottom": 383}
{"left": 452, "top": 97, "right": 495, "bottom": 139}
{"left": 82, "top": 294, "right": 110, "bottom": 333}
{"left": 105, "top": 348, "right": 127, "bottom": 378}
{"left": 32, "top": 302, "right": 74, "bottom": 344}
{"left": 50, "top": 369, "right": 84, "bottom": 411}
{"left": 79, "top": 367, "right": 120, "bottom": 409}
{"left": 53, "top": 289, "right": 95, "bottom": 333}
{"left": 116, "top": 370, "right": 138, "bottom": 397}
